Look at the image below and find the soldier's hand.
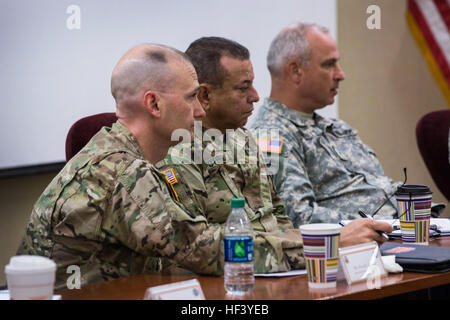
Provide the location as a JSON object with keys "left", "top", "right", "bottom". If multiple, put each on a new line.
{"left": 339, "top": 218, "right": 393, "bottom": 247}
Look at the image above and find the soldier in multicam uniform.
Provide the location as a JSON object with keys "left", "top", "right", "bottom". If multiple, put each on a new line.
{"left": 157, "top": 37, "right": 305, "bottom": 273}
{"left": 251, "top": 22, "right": 402, "bottom": 229}
{"left": 157, "top": 37, "right": 393, "bottom": 274}
{"left": 16, "top": 44, "right": 222, "bottom": 290}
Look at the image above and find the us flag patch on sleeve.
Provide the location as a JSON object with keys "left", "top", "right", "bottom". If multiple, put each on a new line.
{"left": 162, "top": 168, "right": 180, "bottom": 201}
{"left": 255, "top": 139, "right": 283, "bottom": 154}
{"left": 163, "top": 168, "right": 178, "bottom": 185}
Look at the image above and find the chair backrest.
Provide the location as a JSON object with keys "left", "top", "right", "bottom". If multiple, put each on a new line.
{"left": 416, "top": 109, "right": 450, "bottom": 202}
{"left": 65, "top": 112, "right": 118, "bottom": 161}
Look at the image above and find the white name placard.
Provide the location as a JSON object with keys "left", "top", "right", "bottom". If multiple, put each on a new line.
{"left": 338, "top": 241, "right": 387, "bottom": 285}
{"left": 144, "top": 278, "right": 205, "bottom": 300}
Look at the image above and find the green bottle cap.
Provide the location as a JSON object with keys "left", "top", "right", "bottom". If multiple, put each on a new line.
{"left": 231, "top": 198, "right": 245, "bottom": 208}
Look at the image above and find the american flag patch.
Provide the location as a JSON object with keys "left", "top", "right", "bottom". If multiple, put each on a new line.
{"left": 163, "top": 168, "right": 178, "bottom": 185}
{"left": 255, "top": 139, "right": 283, "bottom": 154}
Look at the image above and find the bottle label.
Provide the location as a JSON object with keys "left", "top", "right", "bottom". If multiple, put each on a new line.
{"left": 223, "top": 236, "right": 254, "bottom": 262}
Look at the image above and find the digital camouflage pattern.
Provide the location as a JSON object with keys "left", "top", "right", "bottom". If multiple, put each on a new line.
{"left": 157, "top": 127, "right": 305, "bottom": 273}
{"left": 251, "top": 98, "right": 400, "bottom": 228}
{"left": 17, "top": 121, "right": 223, "bottom": 290}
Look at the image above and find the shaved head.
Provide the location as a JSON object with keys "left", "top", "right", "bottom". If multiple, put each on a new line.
{"left": 107, "top": 43, "right": 203, "bottom": 164}
{"left": 111, "top": 44, "right": 192, "bottom": 105}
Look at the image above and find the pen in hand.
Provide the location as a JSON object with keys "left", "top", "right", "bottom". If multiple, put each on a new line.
{"left": 358, "top": 210, "right": 390, "bottom": 240}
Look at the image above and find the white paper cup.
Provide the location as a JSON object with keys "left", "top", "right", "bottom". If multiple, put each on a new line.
{"left": 5, "top": 255, "right": 56, "bottom": 300}
{"left": 299, "top": 224, "right": 341, "bottom": 289}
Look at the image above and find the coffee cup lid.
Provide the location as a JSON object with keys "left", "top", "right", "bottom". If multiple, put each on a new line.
{"left": 5, "top": 255, "right": 56, "bottom": 275}
{"left": 395, "top": 184, "right": 432, "bottom": 196}
{"left": 299, "top": 223, "right": 341, "bottom": 235}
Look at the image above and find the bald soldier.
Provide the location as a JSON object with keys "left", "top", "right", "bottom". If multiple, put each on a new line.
{"left": 158, "top": 37, "right": 392, "bottom": 275}
{"left": 16, "top": 44, "right": 232, "bottom": 289}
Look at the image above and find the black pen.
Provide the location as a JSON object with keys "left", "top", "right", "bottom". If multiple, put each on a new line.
{"left": 358, "top": 210, "right": 389, "bottom": 240}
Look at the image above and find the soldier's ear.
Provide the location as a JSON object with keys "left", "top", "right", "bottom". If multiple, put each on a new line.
{"left": 287, "top": 61, "right": 303, "bottom": 84}
{"left": 143, "top": 90, "right": 161, "bottom": 118}
{"left": 197, "top": 84, "right": 211, "bottom": 111}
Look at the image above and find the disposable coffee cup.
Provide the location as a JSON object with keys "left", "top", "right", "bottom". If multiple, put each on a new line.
{"left": 299, "top": 223, "right": 341, "bottom": 289}
{"left": 5, "top": 255, "right": 56, "bottom": 300}
{"left": 395, "top": 184, "right": 432, "bottom": 245}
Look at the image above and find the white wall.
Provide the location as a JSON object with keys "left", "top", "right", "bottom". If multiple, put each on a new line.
{"left": 0, "top": 0, "right": 337, "bottom": 170}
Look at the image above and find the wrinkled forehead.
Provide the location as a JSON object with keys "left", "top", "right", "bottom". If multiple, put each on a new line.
{"left": 220, "top": 56, "right": 254, "bottom": 83}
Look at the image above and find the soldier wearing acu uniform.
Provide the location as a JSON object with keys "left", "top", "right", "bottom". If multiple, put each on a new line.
{"left": 16, "top": 44, "right": 227, "bottom": 290}
{"left": 251, "top": 23, "right": 401, "bottom": 228}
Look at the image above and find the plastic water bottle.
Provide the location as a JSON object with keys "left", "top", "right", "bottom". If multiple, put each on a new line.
{"left": 223, "top": 198, "right": 254, "bottom": 294}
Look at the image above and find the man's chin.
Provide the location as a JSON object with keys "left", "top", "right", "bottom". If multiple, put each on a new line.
{"left": 320, "top": 98, "right": 335, "bottom": 108}
{"left": 241, "top": 116, "right": 250, "bottom": 127}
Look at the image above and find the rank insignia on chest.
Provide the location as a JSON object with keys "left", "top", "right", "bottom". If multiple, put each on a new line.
{"left": 255, "top": 139, "right": 283, "bottom": 154}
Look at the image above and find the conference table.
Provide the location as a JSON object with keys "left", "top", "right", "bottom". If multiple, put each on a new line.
{"left": 58, "top": 237, "right": 450, "bottom": 300}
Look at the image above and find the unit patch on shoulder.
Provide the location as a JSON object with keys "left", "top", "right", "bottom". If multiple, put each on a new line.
{"left": 255, "top": 139, "right": 283, "bottom": 154}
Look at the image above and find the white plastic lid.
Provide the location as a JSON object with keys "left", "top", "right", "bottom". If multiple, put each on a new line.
{"left": 299, "top": 223, "right": 341, "bottom": 235}
{"left": 5, "top": 255, "right": 56, "bottom": 275}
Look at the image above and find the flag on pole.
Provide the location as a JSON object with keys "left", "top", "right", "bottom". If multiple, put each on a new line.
{"left": 407, "top": 0, "right": 450, "bottom": 106}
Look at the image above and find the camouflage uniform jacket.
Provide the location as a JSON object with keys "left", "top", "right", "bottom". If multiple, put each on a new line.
{"left": 250, "top": 98, "right": 400, "bottom": 228}
{"left": 17, "top": 121, "right": 223, "bottom": 290}
{"left": 156, "top": 126, "right": 305, "bottom": 273}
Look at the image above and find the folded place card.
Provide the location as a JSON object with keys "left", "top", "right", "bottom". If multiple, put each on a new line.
{"left": 143, "top": 278, "right": 205, "bottom": 300}
{"left": 338, "top": 241, "right": 387, "bottom": 286}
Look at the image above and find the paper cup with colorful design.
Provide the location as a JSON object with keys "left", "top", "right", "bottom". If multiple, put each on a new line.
{"left": 395, "top": 185, "right": 432, "bottom": 245}
{"left": 299, "top": 223, "right": 341, "bottom": 289}
{"left": 5, "top": 255, "right": 56, "bottom": 300}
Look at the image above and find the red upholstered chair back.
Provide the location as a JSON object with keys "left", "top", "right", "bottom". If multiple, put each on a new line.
{"left": 416, "top": 109, "right": 450, "bottom": 202}
{"left": 65, "top": 112, "right": 118, "bottom": 161}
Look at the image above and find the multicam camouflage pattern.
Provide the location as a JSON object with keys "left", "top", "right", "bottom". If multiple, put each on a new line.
{"left": 157, "top": 127, "right": 305, "bottom": 273}
{"left": 17, "top": 121, "right": 223, "bottom": 290}
{"left": 250, "top": 98, "right": 400, "bottom": 228}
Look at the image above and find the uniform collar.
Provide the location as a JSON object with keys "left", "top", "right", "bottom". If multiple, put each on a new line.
{"left": 110, "top": 121, "right": 145, "bottom": 159}
{"left": 263, "top": 97, "right": 333, "bottom": 129}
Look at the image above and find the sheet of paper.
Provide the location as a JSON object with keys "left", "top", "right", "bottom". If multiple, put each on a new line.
{"left": 340, "top": 218, "right": 450, "bottom": 236}
{"left": 255, "top": 269, "right": 307, "bottom": 277}
{"left": 432, "top": 218, "right": 450, "bottom": 235}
